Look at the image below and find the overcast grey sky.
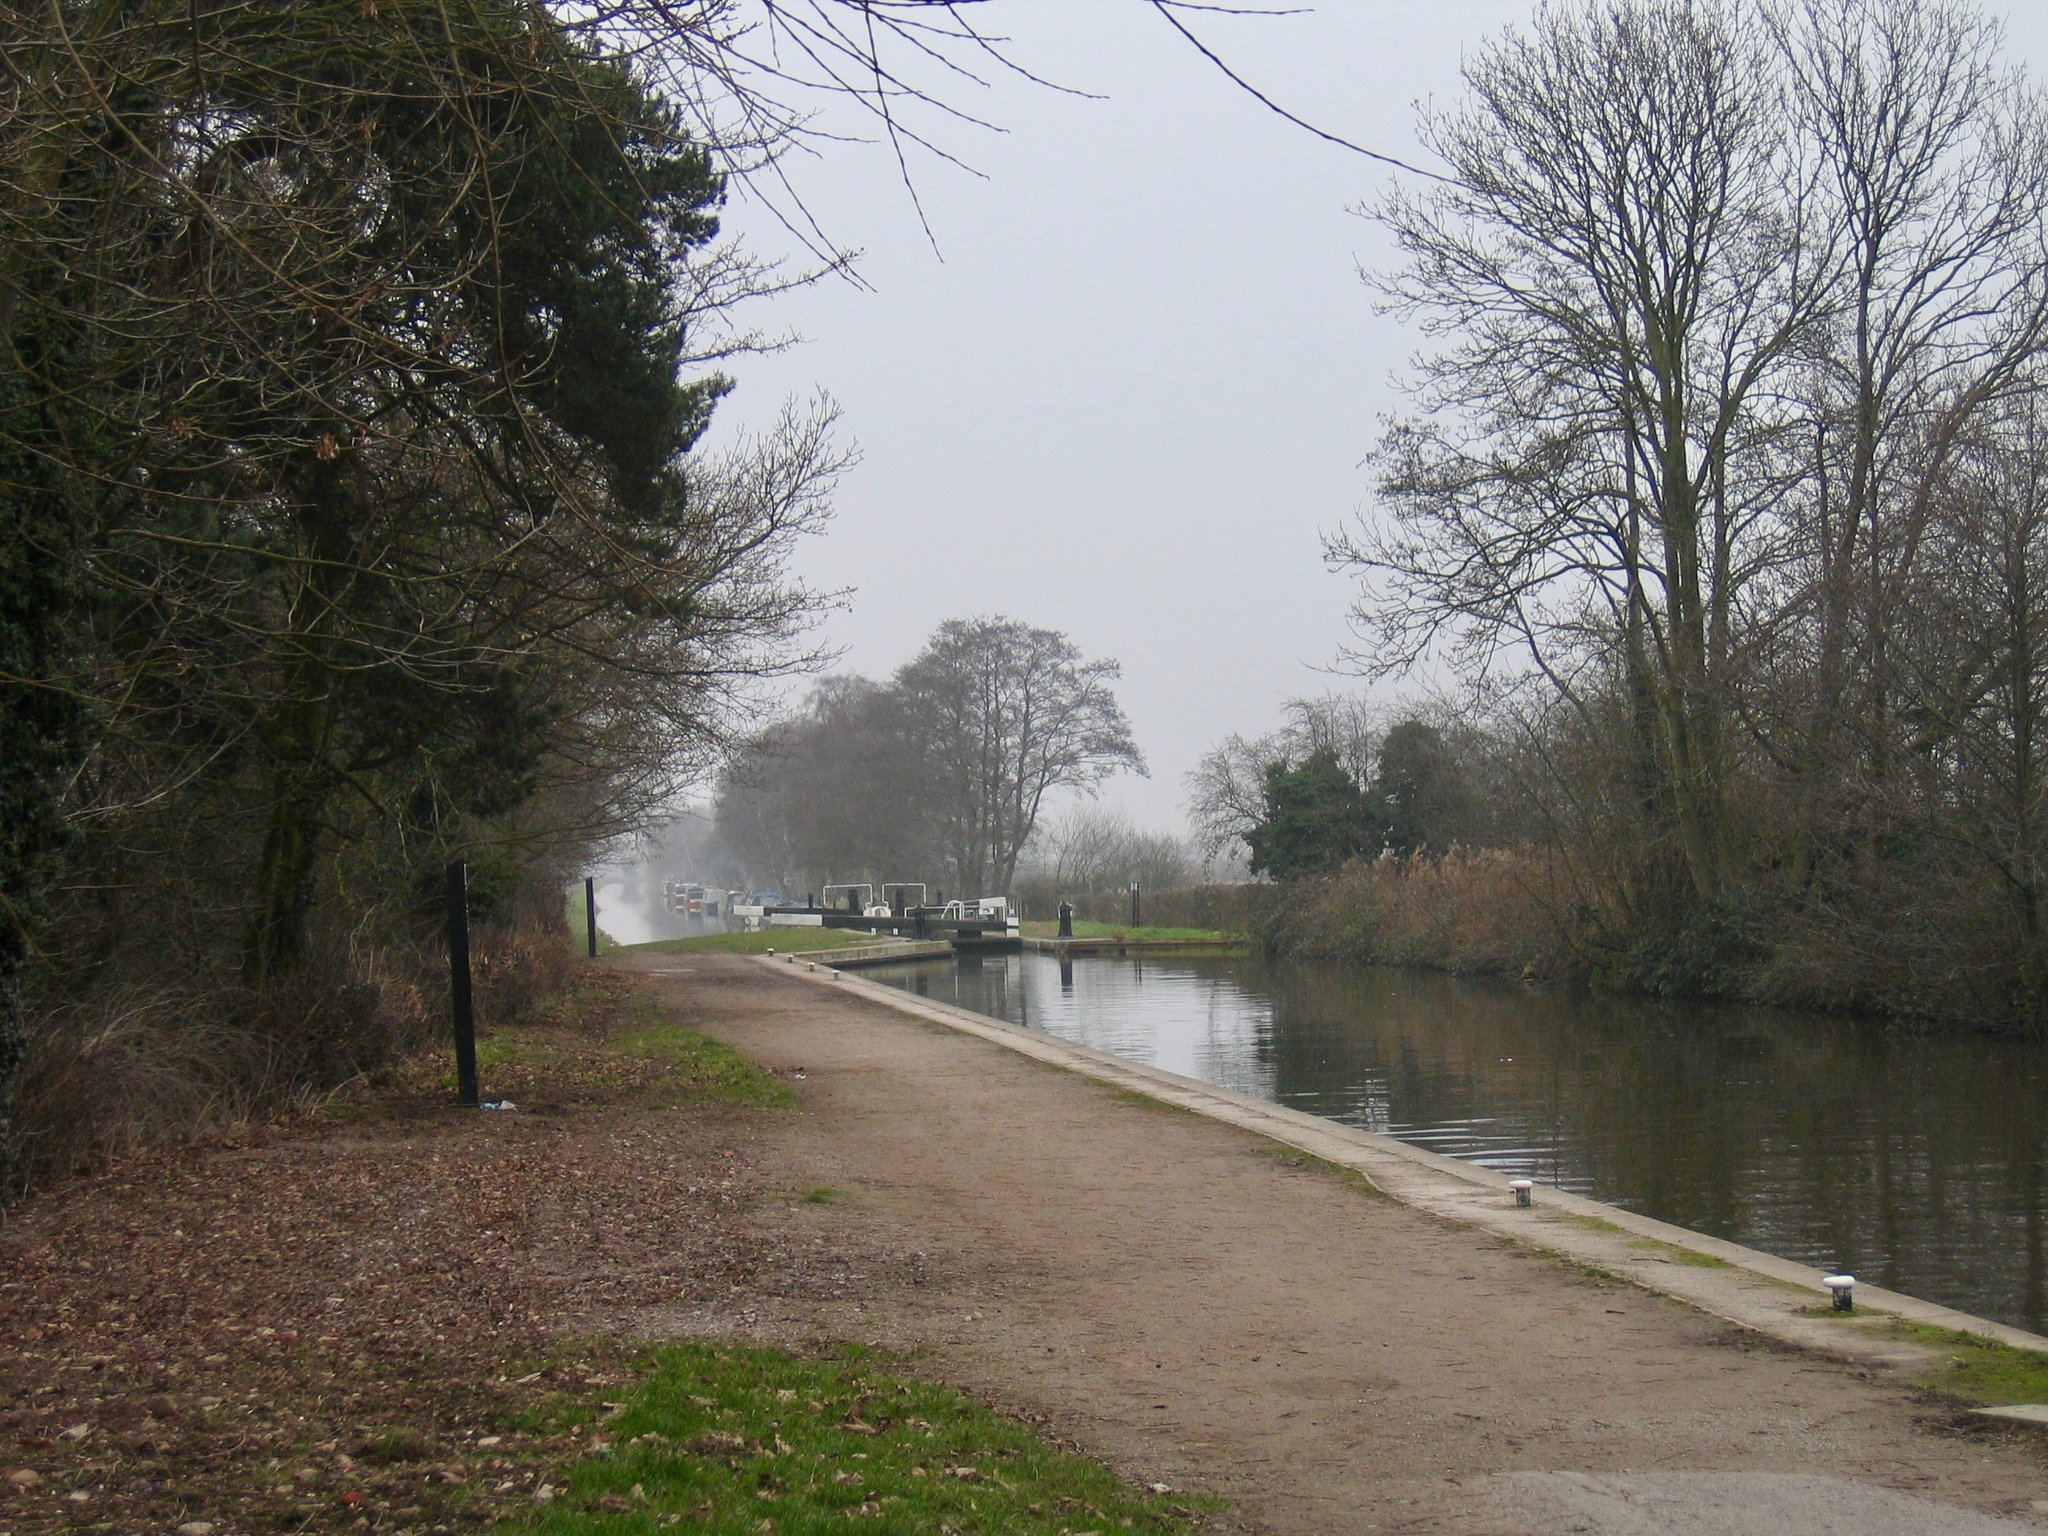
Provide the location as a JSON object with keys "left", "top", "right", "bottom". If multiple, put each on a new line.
{"left": 696, "top": 0, "right": 2048, "bottom": 838}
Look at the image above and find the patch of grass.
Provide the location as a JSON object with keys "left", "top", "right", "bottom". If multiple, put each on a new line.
{"left": 1020, "top": 921, "right": 1242, "bottom": 945}
{"left": 521, "top": 1342, "right": 1214, "bottom": 1535}
{"left": 1258, "top": 1145, "right": 1389, "bottom": 1201}
{"left": 1807, "top": 1311, "right": 2048, "bottom": 1406}
{"left": 1552, "top": 1210, "right": 1629, "bottom": 1236}
{"left": 1630, "top": 1237, "right": 1732, "bottom": 1268}
{"left": 1112, "top": 1088, "right": 1195, "bottom": 1115}
{"left": 1559, "top": 1257, "right": 1631, "bottom": 1287}
{"left": 477, "top": 1032, "right": 533, "bottom": 1070}
{"left": 609, "top": 999, "right": 794, "bottom": 1109}
{"left": 801, "top": 1187, "right": 840, "bottom": 1205}
{"left": 627, "top": 928, "right": 893, "bottom": 955}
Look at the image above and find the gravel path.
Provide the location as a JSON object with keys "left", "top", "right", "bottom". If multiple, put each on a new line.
{"left": 644, "top": 953, "right": 2048, "bottom": 1535}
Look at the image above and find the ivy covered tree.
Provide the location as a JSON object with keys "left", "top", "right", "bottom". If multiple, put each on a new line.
{"left": 1245, "top": 748, "right": 1387, "bottom": 880}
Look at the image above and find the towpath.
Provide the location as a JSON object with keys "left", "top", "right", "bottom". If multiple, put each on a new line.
{"left": 8, "top": 954, "right": 2048, "bottom": 1535}
{"left": 628, "top": 953, "right": 2048, "bottom": 1535}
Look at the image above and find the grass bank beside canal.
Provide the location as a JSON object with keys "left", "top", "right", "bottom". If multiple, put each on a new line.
{"left": 1018, "top": 921, "right": 1240, "bottom": 945}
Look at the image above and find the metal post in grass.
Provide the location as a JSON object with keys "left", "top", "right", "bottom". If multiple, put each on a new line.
{"left": 1131, "top": 880, "right": 1142, "bottom": 929}
{"left": 584, "top": 875, "right": 599, "bottom": 959}
{"left": 448, "top": 860, "right": 479, "bottom": 1109}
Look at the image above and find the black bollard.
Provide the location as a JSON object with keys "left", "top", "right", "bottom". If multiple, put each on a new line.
{"left": 448, "top": 861, "right": 479, "bottom": 1108}
{"left": 1058, "top": 902, "right": 1074, "bottom": 939}
{"left": 584, "top": 875, "right": 598, "bottom": 959}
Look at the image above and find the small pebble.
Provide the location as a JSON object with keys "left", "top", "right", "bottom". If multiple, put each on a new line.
{"left": 176, "top": 1523, "right": 216, "bottom": 1536}
{"left": 4, "top": 1468, "right": 40, "bottom": 1490}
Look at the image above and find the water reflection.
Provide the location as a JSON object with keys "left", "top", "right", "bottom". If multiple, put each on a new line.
{"left": 864, "top": 952, "right": 2048, "bottom": 1333}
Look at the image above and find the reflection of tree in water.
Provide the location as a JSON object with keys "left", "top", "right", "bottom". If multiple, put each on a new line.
{"left": 1237, "top": 960, "right": 2048, "bottom": 1332}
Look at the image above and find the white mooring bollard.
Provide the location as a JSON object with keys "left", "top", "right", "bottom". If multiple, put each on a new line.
{"left": 1825, "top": 1274, "right": 1856, "bottom": 1312}
{"left": 1509, "top": 1178, "right": 1534, "bottom": 1209}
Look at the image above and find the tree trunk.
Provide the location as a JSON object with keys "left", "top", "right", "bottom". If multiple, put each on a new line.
{"left": 241, "top": 452, "right": 352, "bottom": 982}
{"left": 242, "top": 695, "right": 335, "bottom": 983}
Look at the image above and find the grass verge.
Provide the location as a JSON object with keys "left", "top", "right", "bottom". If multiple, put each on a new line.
{"left": 1019, "top": 921, "right": 1242, "bottom": 945}
{"left": 414, "top": 977, "right": 795, "bottom": 1111}
{"left": 521, "top": 1341, "right": 1212, "bottom": 1535}
{"left": 1112, "top": 1088, "right": 1195, "bottom": 1115}
{"left": 1806, "top": 1311, "right": 2048, "bottom": 1406}
{"left": 627, "top": 929, "right": 894, "bottom": 956}
{"left": 1551, "top": 1211, "right": 1627, "bottom": 1236}
{"left": 1257, "top": 1145, "right": 1388, "bottom": 1201}
{"left": 1630, "top": 1237, "right": 1731, "bottom": 1269}
{"left": 610, "top": 998, "right": 794, "bottom": 1109}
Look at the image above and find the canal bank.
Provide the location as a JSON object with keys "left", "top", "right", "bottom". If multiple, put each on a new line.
{"left": 859, "top": 948, "right": 2048, "bottom": 1336}
{"left": 630, "top": 953, "right": 2048, "bottom": 1534}
{"left": 763, "top": 951, "right": 2048, "bottom": 1372}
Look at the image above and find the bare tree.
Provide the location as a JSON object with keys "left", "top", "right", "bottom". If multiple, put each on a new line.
{"left": 1333, "top": 0, "right": 1831, "bottom": 902}
{"left": 713, "top": 674, "right": 929, "bottom": 894}
{"left": 1024, "top": 804, "right": 1193, "bottom": 895}
{"left": 1897, "top": 402, "right": 2048, "bottom": 940}
{"left": 896, "top": 618, "right": 1144, "bottom": 896}
{"left": 1186, "top": 694, "right": 1378, "bottom": 862}
{"left": 1772, "top": 0, "right": 2048, "bottom": 882}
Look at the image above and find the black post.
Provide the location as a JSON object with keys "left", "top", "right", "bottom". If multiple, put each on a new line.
{"left": 1058, "top": 902, "right": 1074, "bottom": 939}
{"left": 584, "top": 876, "right": 598, "bottom": 959}
{"left": 447, "top": 861, "right": 479, "bottom": 1109}
{"left": 1131, "top": 880, "right": 1142, "bottom": 929}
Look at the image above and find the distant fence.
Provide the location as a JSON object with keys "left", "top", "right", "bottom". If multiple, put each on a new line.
{"left": 1029, "top": 883, "right": 1267, "bottom": 934}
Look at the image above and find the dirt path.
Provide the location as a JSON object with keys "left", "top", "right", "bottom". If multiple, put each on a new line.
{"left": 633, "top": 954, "right": 2048, "bottom": 1535}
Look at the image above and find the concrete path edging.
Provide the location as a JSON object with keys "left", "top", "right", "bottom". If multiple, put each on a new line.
{"left": 756, "top": 952, "right": 2048, "bottom": 1379}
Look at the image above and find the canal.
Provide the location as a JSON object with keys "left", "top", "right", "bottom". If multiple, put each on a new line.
{"left": 862, "top": 950, "right": 2048, "bottom": 1334}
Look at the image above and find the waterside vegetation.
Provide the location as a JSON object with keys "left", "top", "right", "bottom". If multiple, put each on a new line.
{"left": 1190, "top": 0, "right": 2048, "bottom": 1031}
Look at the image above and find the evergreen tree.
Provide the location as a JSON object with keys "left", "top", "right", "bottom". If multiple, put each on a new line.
{"left": 1246, "top": 748, "right": 1387, "bottom": 880}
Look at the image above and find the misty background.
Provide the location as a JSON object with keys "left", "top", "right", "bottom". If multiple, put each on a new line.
{"left": 590, "top": 0, "right": 2048, "bottom": 937}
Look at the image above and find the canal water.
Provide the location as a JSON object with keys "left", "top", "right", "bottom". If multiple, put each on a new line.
{"left": 862, "top": 950, "right": 2048, "bottom": 1334}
